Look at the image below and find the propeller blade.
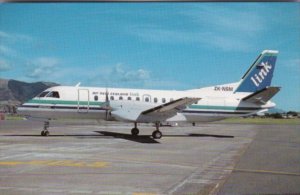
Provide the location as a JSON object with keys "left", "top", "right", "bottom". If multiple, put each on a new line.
{"left": 105, "top": 88, "right": 110, "bottom": 120}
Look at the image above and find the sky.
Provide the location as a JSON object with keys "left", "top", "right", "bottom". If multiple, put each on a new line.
{"left": 0, "top": 3, "right": 299, "bottom": 111}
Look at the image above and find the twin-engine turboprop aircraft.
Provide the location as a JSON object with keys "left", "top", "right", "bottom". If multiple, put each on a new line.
{"left": 17, "top": 50, "right": 280, "bottom": 139}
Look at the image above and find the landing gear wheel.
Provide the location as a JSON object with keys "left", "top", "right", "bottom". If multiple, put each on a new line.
{"left": 131, "top": 128, "right": 139, "bottom": 136}
{"left": 41, "top": 121, "right": 50, "bottom": 136}
{"left": 44, "top": 130, "right": 49, "bottom": 136}
{"left": 152, "top": 130, "right": 162, "bottom": 139}
{"left": 41, "top": 130, "right": 49, "bottom": 136}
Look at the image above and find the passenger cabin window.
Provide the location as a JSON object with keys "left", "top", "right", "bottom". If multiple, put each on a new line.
{"left": 47, "top": 91, "right": 60, "bottom": 98}
{"left": 119, "top": 96, "right": 123, "bottom": 100}
{"left": 136, "top": 97, "right": 140, "bottom": 101}
{"left": 38, "top": 91, "right": 49, "bottom": 97}
{"left": 110, "top": 96, "right": 114, "bottom": 100}
{"left": 128, "top": 97, "right": 131, "bottom": 100}
{"left": 145, "top": 97, "right": 149, "bottom": 102}
{"left": 154, "top": 97, "right": 158, "bottom": 103}
{"left": 162, "top": 98, "right": 166, "bottom": 103}
{"left": 94, "top": 95, "right": 98, "bottom": 101}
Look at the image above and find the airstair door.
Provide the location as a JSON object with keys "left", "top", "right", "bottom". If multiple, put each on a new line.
{"left": 78, "top": 89, "right": 89, "bottom": 113}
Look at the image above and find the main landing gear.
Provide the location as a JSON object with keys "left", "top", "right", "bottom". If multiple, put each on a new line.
{"left": 131, "top": 122, "right": 139, "bottom": 136}
{"left": 152, "top": 122, "right": 162, "bottom": 139}
{"left": 131, "top": 122, "right": 163, "bottom": 139}
{"left": 41, "top": 121, "right": 50, "bottom": 136}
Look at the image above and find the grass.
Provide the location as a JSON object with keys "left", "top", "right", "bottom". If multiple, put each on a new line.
{"left": 3, "top": 115, "right": 25, "bottom": 120}
{"left": 218, "top": 117, "right": 300, "bottom": 125}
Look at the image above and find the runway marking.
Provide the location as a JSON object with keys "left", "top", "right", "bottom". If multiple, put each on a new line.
{"left": 0, "top": 160, "right": 108, "bottom": 168}
{"left": 0, "top": 153, "right": 31, "bottom": 160}
{"left": 234, "top": 168, "right": 300, "bottom": 176}
{"left": 69, "top": 190, "right": 93, "bottom": 194}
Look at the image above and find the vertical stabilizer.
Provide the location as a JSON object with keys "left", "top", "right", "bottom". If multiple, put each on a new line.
{"left": 235, "top": 50, "right": 278, "bottom": 93}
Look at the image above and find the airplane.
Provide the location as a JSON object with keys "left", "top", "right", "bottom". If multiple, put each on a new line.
{"left": 17, "top": 50, "right": 280, "bottom": 139}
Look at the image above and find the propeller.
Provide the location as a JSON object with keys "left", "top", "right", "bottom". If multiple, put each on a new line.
{"left": 104, "top": 88, "right": 111, "bottom": 120}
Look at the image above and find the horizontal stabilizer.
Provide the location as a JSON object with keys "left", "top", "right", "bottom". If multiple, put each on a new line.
{"left": 242, "top": 86, "right": 280, "bottom": 104}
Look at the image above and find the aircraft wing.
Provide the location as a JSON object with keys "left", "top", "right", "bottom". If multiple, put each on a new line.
{"left": 111, "top": 97, "right": 200, "bottom": 122}
{"left": 242, "top": 86, "right": 280, "bottom": 104}
{"left": 141, "top": 97, "right": 200, "bottom": 115}
{"left": 137, "top": 97, "right": 200, "bottom": 122}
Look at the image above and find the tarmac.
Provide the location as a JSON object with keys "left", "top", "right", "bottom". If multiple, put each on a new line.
{"left": 0, "top": 120, "right": 299, "bottom": 195}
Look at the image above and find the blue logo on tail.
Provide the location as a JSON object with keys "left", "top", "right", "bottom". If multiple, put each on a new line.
{"left": 235, "top": 51, "right": 278, "bottom": 93}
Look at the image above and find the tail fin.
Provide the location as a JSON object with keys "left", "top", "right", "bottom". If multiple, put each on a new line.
{"left": 235, "top": 50, "right": 278, "bottom": 93}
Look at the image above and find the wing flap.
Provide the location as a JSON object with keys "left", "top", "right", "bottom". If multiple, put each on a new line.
{"left": 242, "top": 86, "right": 280, "bottom": 104}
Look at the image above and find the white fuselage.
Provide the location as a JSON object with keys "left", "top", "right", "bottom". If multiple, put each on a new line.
{"left": 17, "top": 82, "right": 275, "bottom": 123}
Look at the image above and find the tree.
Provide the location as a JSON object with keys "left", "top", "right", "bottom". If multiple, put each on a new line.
{"left": 287, "top": 111, "right": 298, "bottom": 117}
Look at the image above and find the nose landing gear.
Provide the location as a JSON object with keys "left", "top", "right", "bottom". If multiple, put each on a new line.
{"left": 41, "top": 121, "right": 50, "bottom": 136}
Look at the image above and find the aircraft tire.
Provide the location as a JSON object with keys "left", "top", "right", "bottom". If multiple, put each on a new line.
{"left": 131, "top": 128, "right": 139, "bottom": 136}
{"left": 41, "top": 130, "right": 49, "bottom": 136}
{"left": 152, "top": 130, "right": 162, "bottom": 139}
{"left": 44, "top": 131, "right": 49, "bottom": 136}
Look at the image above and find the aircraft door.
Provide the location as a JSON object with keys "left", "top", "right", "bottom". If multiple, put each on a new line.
{"left": 78, "top": 89, "right": 89, "bottom": 113}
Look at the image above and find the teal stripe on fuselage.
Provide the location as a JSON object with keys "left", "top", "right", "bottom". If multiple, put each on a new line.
{"left": 27, "top": 99, "right": 258, "bottom": 111}
{"left": 188, "top": 105, "right": 258, "bottom": 111}
{"left": 28, "top": 99, "right": 104, "bottom": 106}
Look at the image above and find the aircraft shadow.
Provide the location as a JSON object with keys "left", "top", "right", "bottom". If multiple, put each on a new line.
{"left": 94, "top": 131, "right": 160, "bottom": 144}
{"left": 165, "top": 133, "right": 234, "bottom": 138}
{"left": 1, "top": 132, "right": 160, "bottom": 144}
{"left": 94, "top": 131, "right": 234, "bottom": 143}
{"left": 1, "top": 132, "right": 234, "bottom": 144}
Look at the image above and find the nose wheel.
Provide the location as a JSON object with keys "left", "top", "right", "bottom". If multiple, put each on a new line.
{"left": 41, "top": 121, "right": 50, "bottom": 136}
{"left": 41, "top": 130, "right": 49, "bottom": 136}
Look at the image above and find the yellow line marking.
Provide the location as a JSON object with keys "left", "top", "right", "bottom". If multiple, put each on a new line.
{"left": 0, "top": 161, "right": 23, "bottom": 166}
{"left": 0, "top": 160, "right": 108, "bottom": 168}
{"left": 234, "top": 168, "right": 300, "bottom": 176}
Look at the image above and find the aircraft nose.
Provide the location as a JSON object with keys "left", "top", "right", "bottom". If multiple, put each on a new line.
{"left": 16, "top": 106, "right": 22, "bottom": 114}
{"left": 16, "top": 105, "right": 22, "bottom": 115}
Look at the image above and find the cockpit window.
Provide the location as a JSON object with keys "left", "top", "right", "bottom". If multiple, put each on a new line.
{"left": 37, "top": 91, "right": 50, "bottom": 97}
{"left": 46, "top": 91, "right": 60, "bottom": 98}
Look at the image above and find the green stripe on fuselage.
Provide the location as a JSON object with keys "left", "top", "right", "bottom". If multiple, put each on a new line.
{"left": 188, "top": 105, "right": 258, "bottom": 111}
{"left": 27, "top": 99, "right": 258, "bottom": 111}
{"left": 28, "top": 99, "right": 104, "bottom": 106}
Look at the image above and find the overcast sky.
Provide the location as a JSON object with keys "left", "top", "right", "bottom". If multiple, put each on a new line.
{"left": 0, "top": 3, "right": 299, "bottom": 111}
